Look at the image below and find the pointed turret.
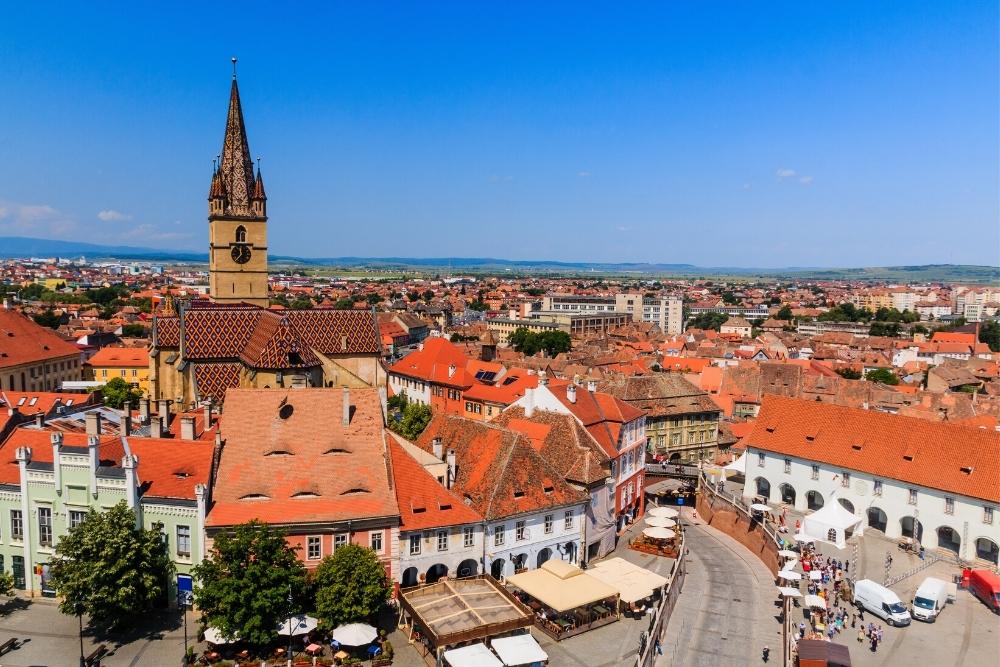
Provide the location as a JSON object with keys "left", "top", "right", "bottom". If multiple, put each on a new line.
{"left": 215, "top": 75, "right": 257, "bottom": 217}
{"left": 251, "top": 162, "right": 267, "bottom": 217}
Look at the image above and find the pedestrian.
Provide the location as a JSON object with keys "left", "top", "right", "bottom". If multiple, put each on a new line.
{"left": 858, "top": 606, "right": 864, "bottom": 621}
{"left": 870, "top": 637, "right": 877, "bottom": 652}
{"left": 857, "top": 628, "right": 864, "bottom": 643}
{"left": 655, "top": 639, "right": 663, "bottom": 656}
{"left": 845, "top": 560, "right": 849, "bottom": 573}
{"left": 799, "top": 621, "right": 805, "bottom": 638}
{"left": 762, "top": 645, "right": 770, "bottom": 663}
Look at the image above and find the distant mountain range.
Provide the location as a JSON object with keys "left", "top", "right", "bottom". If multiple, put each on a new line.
{"left": 1, "top": 236, "right": 997, "bottom": 282}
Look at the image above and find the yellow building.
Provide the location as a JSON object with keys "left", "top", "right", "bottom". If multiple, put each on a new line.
{"left": 85, "top": 346, "right": 151, "bottom": 394}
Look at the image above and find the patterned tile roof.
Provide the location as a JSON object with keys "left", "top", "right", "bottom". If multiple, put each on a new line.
{"left": 193, "top": 363, "right": 243, "bottom": 405}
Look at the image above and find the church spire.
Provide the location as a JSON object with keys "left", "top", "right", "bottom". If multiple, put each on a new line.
{"left": 216, "top": 59, "right": 258, "bottom": 217}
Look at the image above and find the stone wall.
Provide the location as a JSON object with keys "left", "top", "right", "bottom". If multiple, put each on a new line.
{"left": 696, "top": 486, "right": 780, "bottom": 576}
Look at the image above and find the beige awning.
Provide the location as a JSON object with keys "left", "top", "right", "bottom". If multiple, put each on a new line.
{"left": 506, "top": 560, "right": 618, "bottom": 613}
{"left": 588, "top": 557, "right": 669, "bottom": 604}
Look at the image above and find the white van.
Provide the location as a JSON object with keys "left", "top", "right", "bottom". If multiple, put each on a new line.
{"left": 911, "top": 577, "right": 949, "bottom": 622}
{"left": 854, "top": 579, "right": 911, "bottom": 626}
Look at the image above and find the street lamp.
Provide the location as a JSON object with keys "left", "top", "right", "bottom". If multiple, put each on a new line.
{"left": 180, "top": 591, "right": 192, "bottom": 666}
{"left": 76, "top": 602, "right": 85, "bottom": 667}
{"left": 286, "top": 585, "right": 293, "bottom": 667}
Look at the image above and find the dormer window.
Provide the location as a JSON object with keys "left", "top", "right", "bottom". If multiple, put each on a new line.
{"left": 265, "top": 450, "right": 293, "bottom": 457}
{"left": 235, "top": 225, "right": 247, "bottom": 243}
{"left": 340, "top": 488, "right": 370, "bottom": 496}
{"left": 291, "top": 491, "right": 320, "bottom": 498}
{"left": 323, "top": 448, "right": 351, "bottom": 455}
{"left": 240, "top": 493, "right": 269, "bottom": 501}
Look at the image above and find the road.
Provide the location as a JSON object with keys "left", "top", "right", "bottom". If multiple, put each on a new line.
{"left": 660, "top": 508, "right": 782, "bottom": 667}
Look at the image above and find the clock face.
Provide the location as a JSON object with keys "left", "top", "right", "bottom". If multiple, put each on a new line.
{"left": 231, "top": 244, "right": 252, "bottom": 264}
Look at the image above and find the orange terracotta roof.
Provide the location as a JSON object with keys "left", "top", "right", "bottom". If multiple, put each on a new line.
{"left": 0, "top": 310, "right": 80, "bottom": 369}
{"left": 746, "top": 395, "right": 1000, "bottom": 503}
{"left": 128, "top": 437, "right": 214, "bottom": 500}
{"left": 387, "top": 437, "right": 481, "bottom": 531}
{"left": 85, "top": 346, "right": 149, "bottom": 368}
{"left": 0, "top": 391, "right": 92, "bottom": 416}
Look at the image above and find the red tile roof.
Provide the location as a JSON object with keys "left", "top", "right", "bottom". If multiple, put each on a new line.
{"left": 545, "top": 384, "right": 643, "bottom": 458}
{"left": 746, "top": 395, "right": 1000, "bottom": 503}
{"left": 209, "top": 388, "right": 398, "bottom": 527}
{"left": 387, "top": 437, "right": 481, "bottom": 531}
{"left": 128, "top": 437, "right": 214, "bottom": 500}
{"left": 85, "top": 346, "right": 149, "bottom": 368}
{"left": 0, "top": 310, "right": 80, "bottom": 369}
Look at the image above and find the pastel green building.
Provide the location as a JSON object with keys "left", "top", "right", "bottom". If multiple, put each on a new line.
{"left": 0, "top": 409, "right": 214, "bottom": 604}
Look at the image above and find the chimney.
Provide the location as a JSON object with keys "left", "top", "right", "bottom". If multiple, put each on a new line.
{"left": 567, "top": 384, "right": 577, "bottom": 404}
{"left": 87, "top": 434, "right": 99, "bottom": 498}
{"left": 215, "top": 429, "right": 222, "bottom": 448}
{"left": 446, "top": 449, "right": 456, "bottom": 489}
{"left": 432, "top": 437, "right": 443, "bottom": 460}
{"left": 180, "top": 416, "right": 196, "bottom": 441}
{"left": 524, "top": 387, "right": 535, "bottom": 418}
{"left": 85, "top": 412, "right": 102, "bottom": 437}
{"left": 121, "top": 454, "right": 140, "bottom": 525}
{"left": 203, "top": 402, "right": 212, "bottom": 429}
{"left": 378, "top": 387, "right": 388, "bottom": 421}
{"left": 157, "top": 399, "right": 172, "bottom": 418}
{"left": 2, "top": 297, "right": 11, "bottom": 310}
{"left": 538, "top": 370, "right": 548, "bottom": 386}
{"left": 587, "top": 380, "right": 598, "bottom": 393}
{"left": 34, "top": 413, "right": 44, "bottom": 428}
{"left": 150, "top": 415, "right": 163, "bottom": 439}
{"left": 138, "top": 398, "right": 150, "bottom": 424}
{"left": 120, "top": 409, "right": 132, "bottom": 437}
{"left": 195, "top": 483, "right": 207, "bottom": 562}
{"left": 342, "top": 386, "right": 351, "bottom": 426}
{"left": 50, "top": 432, "right": 63, "bottom": 495}
{"left": 448, "top": 364, "right": 457, "bottom": 378}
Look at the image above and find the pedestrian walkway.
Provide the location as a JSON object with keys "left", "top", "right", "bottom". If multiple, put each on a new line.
{"left": 659, "top": 508, "right": 781, "bottom": 667}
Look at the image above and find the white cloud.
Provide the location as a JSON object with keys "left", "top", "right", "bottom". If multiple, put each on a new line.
{"left": 0, "top": 199, "right": 77, "bottom": 237}
{"left": 120, "top": 223, "right": 193, "bottom": 243}
{"left": 776, "top": 168, "right": 797, "bottom": 180}
{"left": 799, "top": 175, "right": 814, "bottom": 185}
{"left": 578, "top": 171, "right": 591, "bottom": 177}
{"left": 616, "top": 225, "right": 630, "bottom": 232}
{"left": 97, "top": 209, "right": 132, "bottom": 222}
{"left": 776, "top": 169, "right": 813, "bottom": 185}
{"left": 742, "top": 183, "right": 752, "bottom": 190}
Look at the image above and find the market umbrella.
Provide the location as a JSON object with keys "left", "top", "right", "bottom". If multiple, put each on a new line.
{"left": 331, "top": 622, "right": 378, "bottom": 646}
{"left": 642, "top": 527, "right": 676, "bottom": 540}
{"left": 809, "top": 571, "right": 823, "bottom": 581}
{"left": 781, "top": 558, "right": 800, "bottom": 573}
{"left": 777, "top": 570, "right": 801, "bottom": 581}
{"left": 750, "top": 503, "right": 774, "bottom": 513}
{"left": 777, "top": 587, "right": 802, "bottom": 598}
{"left": 803, "top": 594, "right": 827, "bottom": 609}
{"left": 778, "top": 549, "right": 799, "bottom": 558}
{"left": 277, "top": 614, "right": 319, "bottom": 636}
{"left": 204, "top": 626, "right": 239, "bottom": 645}
{"left": 647, "top": 506, "right": 679, "bottom": 518}
{"left": 644, "top": 516, "right": 676, "bottom": 528}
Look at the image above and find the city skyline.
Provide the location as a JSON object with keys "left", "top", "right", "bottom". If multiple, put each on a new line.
{"left": 0, "top": 3, "right": 997, "bottom": 268}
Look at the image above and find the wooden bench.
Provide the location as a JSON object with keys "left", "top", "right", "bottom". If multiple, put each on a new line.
{"left": 85, "top": 644, "right": 108, "bottom": 666}
{"left": 0, "top": 638, "right": 18, "bottom": 655}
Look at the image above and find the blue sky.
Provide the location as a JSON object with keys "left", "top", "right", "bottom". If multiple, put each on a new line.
{"left": 0, "top": 2, "right": 996, "bottom": 267}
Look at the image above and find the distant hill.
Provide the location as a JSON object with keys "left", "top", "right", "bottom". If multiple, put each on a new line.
{"left": 0, "top": 236, "right": 996, "bottom": 283}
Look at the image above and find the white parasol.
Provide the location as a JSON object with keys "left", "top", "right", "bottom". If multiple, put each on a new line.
{"left": 750, "top": 503, "right": 774, "bottom": 513}
{"left": 204, "top": 626, "right": 239, "bottom": 645}
{"left": 777, "top": 587, "right": 802, "bottom": 598}
{"left": 803, "top": 594, "right": 827, "bottom": 609}
{"left": 276, "top": 614, "right": 319, "bottom": 636}
{"left": 642, "top": 527, "right": 676, "bottom": 540}
{"left": 647, "top": 506, "right": 679, "bottom": 518}
{"left": 644, "top": 516, "right": 676, "bottom": 528}
{"left": 778, "top": 549, "right": 799, "bottom": 558}
{"left": 331, "top": 622, "right": 378, "bottom": 646}
{"left": 777, "top": 570, "right": 801, "bottom": 581}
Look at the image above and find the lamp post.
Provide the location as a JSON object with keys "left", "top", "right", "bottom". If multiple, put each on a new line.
{"left": 286, "top": 585, "right": 293, "bottom": 667}
{"left": 180, "top": 591, "right": 192, "bottom": 666}
{"left": 76, "top": 603, "right": 85, "bottom": 667}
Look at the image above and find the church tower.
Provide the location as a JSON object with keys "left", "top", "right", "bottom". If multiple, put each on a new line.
{"left": 208, "top": 59, "right": 269, "bottom": 306}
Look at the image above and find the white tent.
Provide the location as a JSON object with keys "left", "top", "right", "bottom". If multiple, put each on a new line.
{"left": 723, "top": 454, "right": 746, "bottom": 476}
{"left": 444, "top": 643, "right": 504, "bottom": 667}
{"left": 587, "top": 557, "right": 669, "bottom": 604}
{"left": 801, "top": 499, "right": 864, "bottom": 549}
{"left": 777, "top": 586, "right": 802, "bottom": 598}
{"left": 204, "top": 626, "right": 239, "bottom": 645}
{"left": 491, "top": 634, "right": 548, "bottom": 666}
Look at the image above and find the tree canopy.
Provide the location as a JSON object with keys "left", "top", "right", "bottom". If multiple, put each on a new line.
{"left": 836, "top": 368, "right": 862, "bottom": 380}
{"left": 508, "top": 328, "right": 571, "bottom": 356}
{"left": 101, "top": 376, "right": 143, "bottom": 409}
{"left": 865, "top": 368, "right": 899, "bottom": 385}
{"left": 193, "top": 521, "right": 307, "bottom": 651}
{"left": 314, "top": 545, "right": 391, "bottom": 628}
{"left": 686, "top": 312, "right": 729, "bottom": 332}
{"left": 980, "top": 321, "right": 1000, "bottom": 352}
{"left": 817, "top": 303, "right": 872, "bottom": 323}
{"left": 775, "top": 305, "right": 794, "bottom": 321}
{"left": 49, "top": 502, "right": 174, "bottom": 632}
{"left": 388, "top": 402, "right": 432, "bottom": 440}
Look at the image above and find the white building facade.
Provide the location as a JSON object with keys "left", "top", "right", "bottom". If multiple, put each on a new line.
{"left": 486, "top": 505, "right": 586, "bottom": 580}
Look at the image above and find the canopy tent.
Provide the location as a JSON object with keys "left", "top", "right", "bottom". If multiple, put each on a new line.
{"left": 723, "top": 454, "right": 746, "bottom": 476}
{"left": 809, "top": 571, "right": 823, "bottom": 581}
{"left": 647, "top": 506, "right": 679, "bottom": 519}
{"left": 777, "top": 571, "right": 801, "bottom": 581}
{"left": 444, "top": 643, "right": 504, "bottom": 667}
{"left": 506, "top": 559, "right": 618, "bottom": 613}
{"left": 781, "top": 558, "right": 800, "bottom": 572}
{"left": 204, "top": 627, "right": 239, "bottom": 645}
{"left": 644, "top": 516, "right": 676, "bottom": 528}
{"left": 750, "top": 503, "right": 774, "bottom": 513}
{"left": 277, "top": 614, "right": 319, "bottom": 637}
{"left": 642, "top": 527, "right": 676, "bottom": 540}
{"left": 331, "top": 622, "right": 378, "bottom": 646}
{"left": 587, "top": 557, "right": 669, "bottom": 604}
{"left": 490, "top": 634, "right": 548, "bottom": 666}
{"left": 803, "top": 594, "right": 827, "bottom": 609}
{"left": 801, "top": 498, "right": 864, "bottom": 549}
{"left": 778, "top": 549, "right": 799, "bottom": 558}
{"left": 777, "top": 587, "right": 802, "bottom": 598}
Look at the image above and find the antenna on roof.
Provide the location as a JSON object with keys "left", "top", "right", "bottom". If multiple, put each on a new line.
{"left": 231, "top": 56, "right": 238, "bottom": 80}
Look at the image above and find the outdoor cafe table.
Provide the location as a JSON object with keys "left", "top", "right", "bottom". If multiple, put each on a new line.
{"left": 305, "top": 643, "right": 322, "bottom": 656}
{"left": 334, "top": 650, "right": 349, "bottom": 661}
{"left": 593, "top": 604, "right": 611, "bottom": 616}
{"left": 553, "top": 618, "right": 572, "bottom": 629}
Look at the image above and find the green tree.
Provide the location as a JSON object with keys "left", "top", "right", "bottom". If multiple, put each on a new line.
{"left": 865, "top": 368, "right": 899, "bottom": 385}
{"left": 32, "top": 309, "right": 63, "bottom": 329}
{"left": 49, "top": 502, "right": 173, "bottom": 632}
{"left": 980, "top": 321, "right": 1000, "bottom": 352}
{"left": 366, "top": 293, "right": 384, "bottom": 305}
{"left": 720, "top": 291, "right": 739, "bottom": 305}
{"left": 386, "top": 390, "right": 408, "bottom": 412}
{"left": 389, "top": 403, "right": 432, "bottom": 440}
{"left": 121, "top": 323, "right": 148, "bottom": 337}
{"left": 193, "top": 521, "right": 307, "bottom": 652}
{"left": 407, "top": 290, "right": 421, "bottom": 302}
{"left": 537, "top": 330, "right": 571, "bottom": 356}
{"left": 868, "top": 322, "right": 901, "bottom": 337}
{"left": 0, "top": 571, "right": 13, "bottom": 598}
{"left": 775, "top": 305, "right": 794, "bottom": 321}
{"left": 422, "top": 289, "right": 435, "bottom": 302}
{"left": 686, "top": 312, "right": 729, "bottom": 332}
{"left": 467, "top": 300, "right": 488, "bottom": 312}
{"left": 101, "top": 376, "right": 143, "bottom": 409}
{"left": 332, "top": 298, "right": 356, "bottom": 310}
{"left": 836, "top": 368, "right": 862, "bottom": 380}
{"left": 314, "top": 545, "right": 391, "bottom": 627}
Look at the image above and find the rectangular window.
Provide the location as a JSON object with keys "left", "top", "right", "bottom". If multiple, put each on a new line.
{"left": 334, "top": 534, "right": 348, "bottom": 551}
{"left": 176, "top": 525, "right": 192, "bottom": 557}
{"left": 783, "top": 458, "right": 791, "bottom": 474}
{"left": 544, "top": 514, "right": 553, "bottom": 534}
{"left": 463, "top": 526, "right": 474, "bottom": 548}
{"left": 515, "top": 520, "right": 526, "bottom": 541}
{"left": 494, "top": 525, "right": 505, "bottom": 547}
{"left": 307, "top": 536, "right": 321, "bottom": 560}
{"left": 10, "top": 511, "right": 22, "bottom": 542}
{"left": 908, "top": 489, "right": 918, "bottom": 505}
{"left": 409, "top": 534, "right": 421, "bottom": 555}
{"left": 38, "top": 507, "right": 52, "bottom": 547}
{"left": 944, "top": 497, "right": 955, "bottom": 515}
{"left": 564, "top": 510, "right": 574, "bottom": 530}
{"left": 811, "top": 465, "right": 819, "bottom": 481}
{"left": 757, "top": 452, "right": 765, "bottom": 468}
{"left": 370, "top": 531, "right": 383, "bottom": 553}
{"left": 841, "top": 472, "right": 851, "bottom": 488}
{"left": 437, "top": 530, "right": 449, "bottom": 552}
{"left": 985, "top": 507, "right": 994, "bottom": 524}
{"left": 873, "top": 480, "right": 883, "bottom": 496}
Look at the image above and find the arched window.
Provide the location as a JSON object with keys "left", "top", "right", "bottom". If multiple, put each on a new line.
{"left": 235, "top": 225, "right": 247, "bottom": 243}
